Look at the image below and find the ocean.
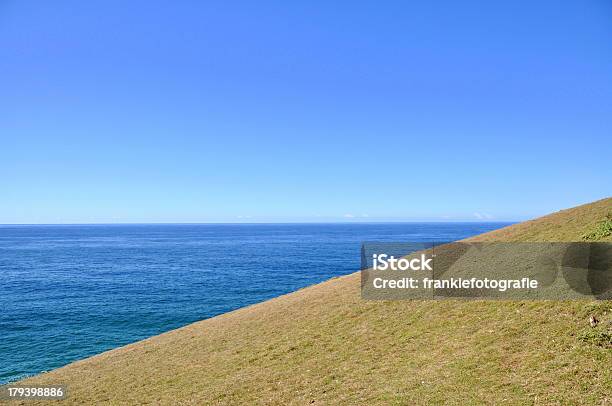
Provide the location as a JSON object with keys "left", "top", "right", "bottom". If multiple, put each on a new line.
{"left": 0, "top": 223, "right": 508, "bottom": 384}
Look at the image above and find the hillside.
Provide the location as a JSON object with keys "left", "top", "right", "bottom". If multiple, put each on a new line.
{"left": 13, "top": 198, "right": 612, "bottom": 405}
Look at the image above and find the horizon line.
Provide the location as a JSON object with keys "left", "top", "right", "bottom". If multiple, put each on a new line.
{"left": 0, "top": 220, "right": 519, "bottom": 226}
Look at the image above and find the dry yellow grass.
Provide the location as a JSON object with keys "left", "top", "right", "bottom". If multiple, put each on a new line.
{"left": 11, "top": 198, "right": 612, "bottom": 405}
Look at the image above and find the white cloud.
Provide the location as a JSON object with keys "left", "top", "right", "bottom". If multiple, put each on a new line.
{"left": 343, "top": 213, "right": 355, "bottom": 218}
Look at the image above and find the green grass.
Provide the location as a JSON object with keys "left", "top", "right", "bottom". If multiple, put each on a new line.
{"left": 578, "top": 328, "right": 612, "bottom": 348}
{"left": 577, "top": 302, "right": 612, "bottom": 349}
{"left": 582, "top": 213, "right": 612, "bottom": 241}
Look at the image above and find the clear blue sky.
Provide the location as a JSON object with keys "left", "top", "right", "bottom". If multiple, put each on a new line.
{"left": 1, "top": 1, "right": 610, "bottom": 223}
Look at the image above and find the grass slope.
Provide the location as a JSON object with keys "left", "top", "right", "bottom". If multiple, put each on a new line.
{"left": 14, "top": 198, "right": 612, "bottom": 405}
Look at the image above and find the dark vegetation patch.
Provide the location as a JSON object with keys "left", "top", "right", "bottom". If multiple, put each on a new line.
{"left": 582, "top": 213, "right": 612, "bottom": 241}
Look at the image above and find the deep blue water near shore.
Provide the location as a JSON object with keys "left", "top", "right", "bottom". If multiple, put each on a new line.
{"left": 0, "top": 223, "right": 508, "bottom": 384}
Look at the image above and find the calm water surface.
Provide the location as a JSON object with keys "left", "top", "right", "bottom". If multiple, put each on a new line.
{"left": 0, "top": 223, "right": 509, "bottom": 383}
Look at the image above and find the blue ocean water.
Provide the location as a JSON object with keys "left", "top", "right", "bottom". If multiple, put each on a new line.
{"left": 0, "top": 223, "right": 508, "bottom": 384}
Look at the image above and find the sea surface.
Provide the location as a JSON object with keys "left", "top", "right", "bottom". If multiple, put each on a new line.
{"left": 0, "top": 223, "right": 508, "bottom": 384}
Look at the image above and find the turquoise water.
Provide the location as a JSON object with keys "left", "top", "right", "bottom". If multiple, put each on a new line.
{"left": 0, "top": 223, "right": 508, "bottom": 383}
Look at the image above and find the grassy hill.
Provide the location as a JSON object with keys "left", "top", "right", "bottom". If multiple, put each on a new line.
{"left": 14, "top": 198, "right": 612, "bottom": 405}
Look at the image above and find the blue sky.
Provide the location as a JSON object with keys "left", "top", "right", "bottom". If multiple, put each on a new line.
{"left": 1, "top": 1, "right": 610, "bottom": 223}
